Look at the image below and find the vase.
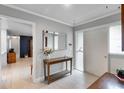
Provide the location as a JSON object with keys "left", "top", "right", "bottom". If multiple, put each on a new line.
{"left": 46, "top": 54, "right": 50, "bottom": 59}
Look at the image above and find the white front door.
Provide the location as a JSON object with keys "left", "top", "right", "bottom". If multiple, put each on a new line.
{"left": 84, "top": 26, "right": 109, "bottom": 76}
{"left": 75, "top": 31, "right": 84, "bottom": 71}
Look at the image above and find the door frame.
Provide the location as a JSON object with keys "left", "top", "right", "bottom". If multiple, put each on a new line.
{"left": 0, "top": 14, "right": 36, "bottom": 82}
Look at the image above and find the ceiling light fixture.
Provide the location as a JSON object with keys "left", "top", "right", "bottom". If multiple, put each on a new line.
{"left": 64, "top": 4, "right": 71, "bottom": 7}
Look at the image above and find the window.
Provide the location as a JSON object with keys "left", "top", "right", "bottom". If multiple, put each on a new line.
{"left": 109, "top": 25, "right": 123, "bottom": 54}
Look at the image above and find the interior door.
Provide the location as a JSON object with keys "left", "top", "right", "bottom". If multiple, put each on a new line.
{"left": 84, "top": 27, "right": 109, "bottom": 76}
{"left": 75, "top": 31, "right": 84, "bottom": 71}
{"left": 20, "top": 36, "right": 32, "bottom": 58}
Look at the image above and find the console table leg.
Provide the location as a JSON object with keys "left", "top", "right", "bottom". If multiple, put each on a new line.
{"left": 70, "top": 60, "right": 72, "bottom": 75}
{"left": 66, "top": 61, "right": 67, "bottom": 70}
{"left": 44, "top": 62, "right": 46, "bottom": 80}
{"left": 47, "top": 64, "right": 50, "bottom": 84}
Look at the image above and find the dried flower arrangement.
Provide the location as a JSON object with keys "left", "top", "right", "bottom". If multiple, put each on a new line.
{"left": 44, "top": 47, "right": 53, "bottom": 56}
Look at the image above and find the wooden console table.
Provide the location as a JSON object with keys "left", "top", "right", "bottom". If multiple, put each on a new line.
{"left": 43, "top": 56, "right": 72, "bottom": 84}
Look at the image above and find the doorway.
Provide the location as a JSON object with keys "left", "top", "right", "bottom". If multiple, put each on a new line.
{"left": 75, "top": 31, "right": 84, "bottom": 72}
{"left": 0, "top": 16, "right": 35, "bottom": 87}
{"left": 20, "top": 36, "right": 33, "bottom": 58}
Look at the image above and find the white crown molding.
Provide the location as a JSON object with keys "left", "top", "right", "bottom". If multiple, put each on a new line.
{"left": 3, "top": 4, "right": 73, "bottom": 27}
{"left": 75, "top": 21, "right": 120, "bottom": 32}
{"left": 74, "top": 10, "right": 120, "bottom": 27}
{"left": 0, "top": 14, "right": 35, "bottom": 25}
{"left": 2, "top": 4, "right": 120, "bottom": 28}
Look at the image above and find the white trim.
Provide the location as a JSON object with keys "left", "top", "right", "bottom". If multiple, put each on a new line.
{"left": 74, "top": 10, "right": 120, "bottom": 27}
{"left": 75, "top": 21, "right": 120, "bottom": 32}
{"left": 32, "top": 23, "right": 36, "bottom": 83}
{"left": 3, "top": 4, "right": 72, "bottom": 27}
{"left": 110, "top": 53, "right": 124, "bottom": 56}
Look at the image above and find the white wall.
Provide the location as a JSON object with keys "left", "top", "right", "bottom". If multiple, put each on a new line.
{"left": 0, "top": 18, "right": 8, "bottom": 68}
{"left": 0, "top": 5, "right": 73, "bottom": 81}
{"left": 0, "top": 53, "right": 7, "bottom": 68}
{"left": 0, "top": 24, "right": 1, "bottom": 80}
{"left": 108, "top": 24, "right": 124, "bottom": 74}
{"left": 109, "top": 54, "right": 124, "bottom": 74}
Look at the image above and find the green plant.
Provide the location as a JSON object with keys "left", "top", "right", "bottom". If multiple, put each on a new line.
{"left": 116, "top": 68, "right": 123, "bottom": 73}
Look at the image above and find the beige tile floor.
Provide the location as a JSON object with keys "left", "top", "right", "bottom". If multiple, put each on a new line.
{"left": 0, "top": 58, "right": 98, "bottom": 89}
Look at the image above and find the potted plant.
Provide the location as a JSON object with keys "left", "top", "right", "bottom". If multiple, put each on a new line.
{"left": 116, "top": 68, "right": 124, "bottom": 79}
{"left": 43, "top": 47, "right": 53, "bottom": 59}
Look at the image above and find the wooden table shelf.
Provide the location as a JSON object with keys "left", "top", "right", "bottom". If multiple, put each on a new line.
{"left": 46, "top": 70, "right": 70, "bottom": 83}
{"left": 43, "top": 56, "right": 72, "bottom": 84}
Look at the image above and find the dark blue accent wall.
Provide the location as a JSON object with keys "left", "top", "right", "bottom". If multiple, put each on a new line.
{"left": 20, "top": 36, "right": 32, "bottom": 58}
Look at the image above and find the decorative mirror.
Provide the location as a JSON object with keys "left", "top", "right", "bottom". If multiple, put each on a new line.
{"left": 43, "top": 30, "right": 67, "bottom": 51}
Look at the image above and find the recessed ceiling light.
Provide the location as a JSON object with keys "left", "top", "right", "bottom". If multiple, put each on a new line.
{"left": 64, "top": 4, "right": 71, "bottom": 7}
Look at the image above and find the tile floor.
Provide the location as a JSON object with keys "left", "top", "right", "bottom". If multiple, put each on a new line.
{"left": 0, "top": 58, "right": 98, "bottom": 89}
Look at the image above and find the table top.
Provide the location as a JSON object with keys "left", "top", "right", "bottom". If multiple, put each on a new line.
{"left": 88, "top": 72, "right": 124, "bottom": 89}
{"left": 43, "top": 56, "right": 72, "bottom": 64}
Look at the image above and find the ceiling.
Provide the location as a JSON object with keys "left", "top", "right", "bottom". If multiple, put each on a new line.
{"left": 5, "top": 4, "right": 120, "bottom": 26}
{"left": 7, "top": 19, "right": 32, "bottom": 36}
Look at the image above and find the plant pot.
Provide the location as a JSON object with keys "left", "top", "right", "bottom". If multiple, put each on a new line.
{"left": 117, "top": 70, "right": 124, "bottom": 79}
